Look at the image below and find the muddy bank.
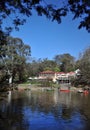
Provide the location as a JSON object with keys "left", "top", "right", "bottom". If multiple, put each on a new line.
{"left": 17, "top": 84, "right": 82, "bottom": 92}
{"left": 17, "top": 84, "right": 55, "bottom": 91}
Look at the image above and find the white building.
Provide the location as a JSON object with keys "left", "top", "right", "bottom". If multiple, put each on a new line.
{"left": 39, "top": 70, "right": 76, "bottom": 83}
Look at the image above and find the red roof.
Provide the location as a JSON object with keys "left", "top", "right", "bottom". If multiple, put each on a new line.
{"left": 40, "top": 71, "right": 75, "bottom": 75}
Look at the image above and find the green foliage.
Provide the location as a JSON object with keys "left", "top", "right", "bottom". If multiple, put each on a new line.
{"left": 0, "top": 36, "right": 31, "bottom": 84}
{"left": 54, "top": 53, "right": 75, "bottom": 72}
{"left": 74, "top": 46, "right": 90, "bottom": 86}
{"left": 27, "top": 58, "right": 58, "bottom": 77}
{"left": 0, "top": 0, "right": 90, "bottom": 49}
{"left": 53, "top": 67, "right": 60, "bottom": 72}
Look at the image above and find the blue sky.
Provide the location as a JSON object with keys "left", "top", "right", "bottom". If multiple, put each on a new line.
{"left": 11, "top": 12, "right": 90, "bottom": 60}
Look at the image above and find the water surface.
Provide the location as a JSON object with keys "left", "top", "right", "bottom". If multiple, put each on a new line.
{"left": 0, "top": 90, "right": 90, "bottom": 130}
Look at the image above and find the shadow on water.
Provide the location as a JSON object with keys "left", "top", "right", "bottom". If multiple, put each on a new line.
{"left": 0, "top": 90, "right": 90, "bottom": 130}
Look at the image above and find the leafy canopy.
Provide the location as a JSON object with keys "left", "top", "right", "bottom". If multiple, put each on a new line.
{"left": 0, "top": 0, "right": 90, "bottom": 35}
{"left": 0, "top": 36, "right": 31, "bottom": 83}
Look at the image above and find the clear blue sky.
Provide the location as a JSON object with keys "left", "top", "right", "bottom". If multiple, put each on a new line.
{"left": 11, "top": 12, "right": 90, "bottom": 60}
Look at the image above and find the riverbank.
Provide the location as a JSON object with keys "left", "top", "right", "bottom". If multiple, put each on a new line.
{"left": 17, "top": 84, "right": 57, "bottom": 91}
{"left": 17, "top": 83, "right": 84, "bottom": 92}
{"left": 0, "top": 83, "right": 88, "bottom": 93}
{"left": 0, "top": 84, "right": 89, "bottom": 100}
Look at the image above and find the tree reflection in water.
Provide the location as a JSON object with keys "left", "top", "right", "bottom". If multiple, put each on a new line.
{"left": 0, "top": 90, "right": 90, "bottom": 130}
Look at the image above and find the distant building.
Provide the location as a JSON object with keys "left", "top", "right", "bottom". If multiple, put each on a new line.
{"left": 74, "top": 69, "right": 81, "bottom": 76}
{"left": 38, "top": 70, "right": 77, "bottom": 83}
{"left": 28, "top": 69, "right": 80, "bottom": 83}
{"left": 39, "top": 70, "right": 56, "bottom": 82}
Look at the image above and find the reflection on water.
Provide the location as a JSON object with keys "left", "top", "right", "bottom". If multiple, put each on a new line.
{"left": 0, "top": 90, "right": 90, "bottom": 130}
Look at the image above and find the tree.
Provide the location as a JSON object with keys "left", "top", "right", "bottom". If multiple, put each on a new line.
{"left": 76, "top": 46, "right": 90, "bottom": 85}
{"left": 0, "top": 36, "right": 31, "bottom": 84}
{"left": 27, "top": 58, "right": 58, "bottom": 77}
{"left": 54, "top": 53, "right": 75, "bottom": 72}
{"left": 41, "top": 58, "right": 58, "bottom": 71}
{"left": 0, "top": 0, "right": 90, "bottom": 38}
{"left": 27, "top": 59, "right": 42, "bottom": 77}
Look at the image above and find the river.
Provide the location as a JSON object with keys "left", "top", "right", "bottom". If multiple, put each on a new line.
{"left": 0, "top": 90, "right": 90, "bottom": 130}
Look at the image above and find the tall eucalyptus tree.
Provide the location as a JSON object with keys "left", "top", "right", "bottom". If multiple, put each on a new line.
{"left": 0, "top": 37, "right": 31, "bottom": 84}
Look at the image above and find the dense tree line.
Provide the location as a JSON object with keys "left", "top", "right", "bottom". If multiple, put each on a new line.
{"left": 24, "top": 47, "right": 90, "bottom": 86}
{"left": 0, "top": 36, "right": 90, "bottom": 87}
{"left": 26, "top": 47, "right": 90, "bottom": 87}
